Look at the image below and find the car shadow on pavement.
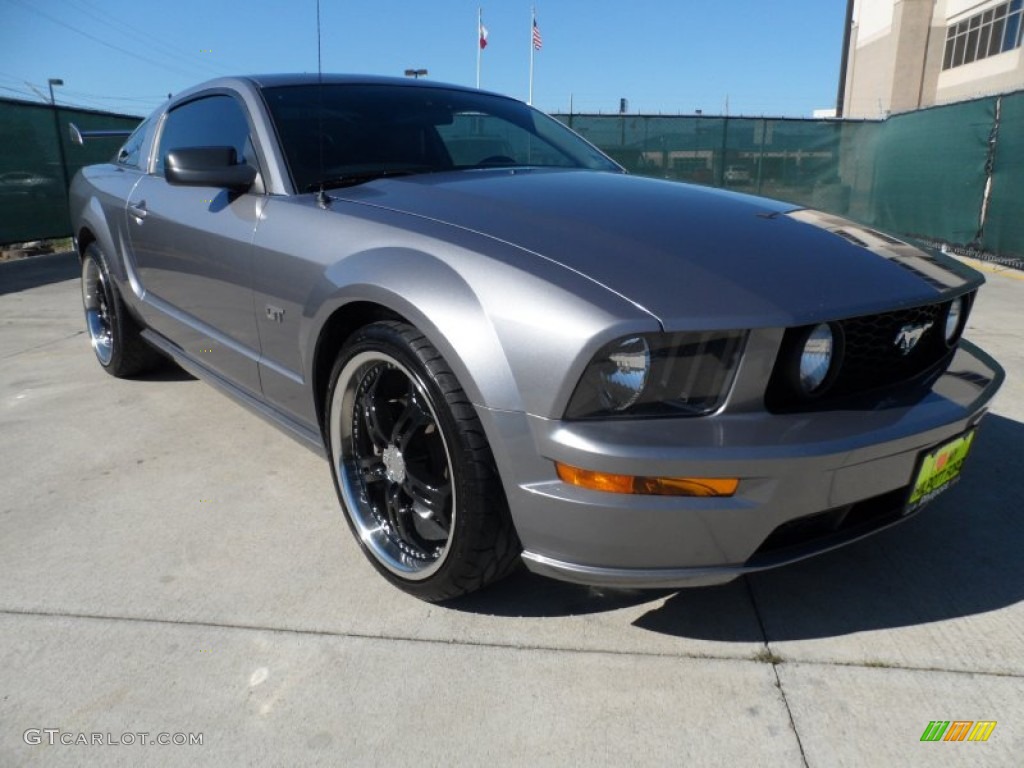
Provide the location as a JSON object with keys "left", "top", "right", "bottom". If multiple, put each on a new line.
{"left": 453, "top": 413, "right": 1023, "bottom": 642}
{"left": 451, "top": 569, "right": 677, "bottom": 617}
{"left": 139, "top": 359, "right": 197, "bottom": 382}
{"left": 0, "top": 252, "right": 79, "bottom": 295}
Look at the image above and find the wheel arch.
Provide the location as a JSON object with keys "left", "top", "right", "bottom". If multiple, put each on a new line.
{"left": 310, "top": 300, "right": 405, "bottom": 435}
{"left": 75, "top": 218, "right": 149, "bottom": 329}
{"left": 306, "top": 250, "right": 527, "bottom": 442}
{"left": 75, "top": 226, "right": 96, "bottom": 261}
{"left": 72, "top": 196, "right": 128, "bottom": 284}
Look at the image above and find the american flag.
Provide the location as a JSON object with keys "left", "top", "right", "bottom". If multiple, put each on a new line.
{"left": 532, "top": 18, "right": 543, "bottom": 50}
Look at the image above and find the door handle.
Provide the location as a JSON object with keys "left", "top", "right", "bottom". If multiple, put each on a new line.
{"left": 127, "top": 200, "right": 148, "bottom": 220}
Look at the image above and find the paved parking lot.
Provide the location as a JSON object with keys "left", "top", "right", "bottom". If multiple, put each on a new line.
{"left": 1, "top": 253, "right": 1021, "bottom": 766}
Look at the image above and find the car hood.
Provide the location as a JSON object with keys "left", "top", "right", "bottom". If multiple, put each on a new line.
{"left": 336, "top": 169, "right": 981, "bottom": 329}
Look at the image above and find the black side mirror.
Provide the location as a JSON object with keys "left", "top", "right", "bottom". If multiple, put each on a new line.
{"left": 164, "top": 146, "right": 256, "bottom": 191}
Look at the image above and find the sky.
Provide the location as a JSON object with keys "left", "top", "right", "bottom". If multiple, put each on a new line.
{"left": 0, "top": 0, "right": 848, "bottom": 118}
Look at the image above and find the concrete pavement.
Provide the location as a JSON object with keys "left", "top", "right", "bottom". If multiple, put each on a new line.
{"left": 1, "top": 253, "right": 1021, "bottom": 766}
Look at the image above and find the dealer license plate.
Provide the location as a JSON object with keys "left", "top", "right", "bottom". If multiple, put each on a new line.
{"left": 905, "top": 430, "right": 976, "bottom": 514}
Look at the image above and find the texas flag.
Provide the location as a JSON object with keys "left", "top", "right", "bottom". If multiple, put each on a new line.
{"left": 479, "top": 22, "right": 489, "bottom": 49}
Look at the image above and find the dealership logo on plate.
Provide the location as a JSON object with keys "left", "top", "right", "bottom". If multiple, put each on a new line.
{"left": 920, "top": 721, "right": 997, "bottom": 742}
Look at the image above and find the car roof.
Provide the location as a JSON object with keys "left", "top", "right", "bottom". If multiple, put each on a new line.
{"left": 166, "top": 74, "right": 513, "bottom": 113}
{"left": 245, "top": 73, "right": 482, "bottom": 91}
{"left": 176, "top": 73, "right": 496, "bottom": 97}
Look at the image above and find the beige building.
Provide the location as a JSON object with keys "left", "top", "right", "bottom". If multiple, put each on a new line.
{"left": 842, "top": 0, "right": 1024, "bottom": 117}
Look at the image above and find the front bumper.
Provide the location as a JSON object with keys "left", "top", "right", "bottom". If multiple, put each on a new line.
{"left": 479, "top": 340, "right": 1004, "bottom": 588}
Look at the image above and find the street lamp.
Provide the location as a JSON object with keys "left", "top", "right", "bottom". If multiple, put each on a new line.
{"left": 404, "top": 69, "right": 428, "bottom": 79}
{"left": 48, "top": 78, "right": 71, "bottom": 206}
{"left": 47, "top": 78, "right": 64, "bottom": 104}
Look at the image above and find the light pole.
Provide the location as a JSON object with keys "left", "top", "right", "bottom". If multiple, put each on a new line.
{"left": 404, "top": 69, "right": 428, "bottom": 79}
{"left": 48, "top": 78, "right": 71, "bottom": 206}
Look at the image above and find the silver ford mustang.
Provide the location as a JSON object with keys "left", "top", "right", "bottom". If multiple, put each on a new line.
{"left": 70, "top": 74, "right": 1003, "bottom": 601}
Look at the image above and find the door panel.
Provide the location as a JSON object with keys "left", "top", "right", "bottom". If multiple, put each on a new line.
{"left": 125, "top": 92, "right": 266, "bottom": 396}
{"left": 127, "top": 176, "right": 264, "bottom": 395}
{"left": 250, "top": 197, "right": 327, "bottom": 429}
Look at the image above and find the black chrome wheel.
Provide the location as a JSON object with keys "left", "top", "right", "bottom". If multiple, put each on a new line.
{"left": 326, "top": 321, "right": 520, "bottom": 600}
{"left": 82, "top": 254, "right": 114, "bottom": 366}
{"left": 333, "top": 350, "right": 455, "bottom": 579}
{"left": 79, "top": 243, "right": 161, "bottom": 377}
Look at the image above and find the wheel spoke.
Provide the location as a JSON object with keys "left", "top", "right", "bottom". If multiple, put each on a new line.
{"left": 412, "top": 511, "right": 449, "bottom": 542}
{"left": 385, "top": 484, "right": 416, "bottom": 546}
{"left": 391, "top": 391, "right": 432, "bottom": 450}
{"left": 404, "top": 466, "right": 451, "bottom": 544}
{"left": 358, "top": 375, "right": 392, "bottom": 450}
{"left": 403, "top": 467, "right": 451, "bottom": 514}
{"left": 357, "top": 454, "right": 386, "bottom": 483}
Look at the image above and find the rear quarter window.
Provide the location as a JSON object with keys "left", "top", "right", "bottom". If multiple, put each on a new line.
{"left": 114, "top": 117, "right": 152, "bottom": 170}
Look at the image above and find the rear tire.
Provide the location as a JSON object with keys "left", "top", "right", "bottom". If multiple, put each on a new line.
{"left": 81, "top": 243, "right": 160, "bottom": 377}
{"left": 326, "top": 321, "right": 520, "bottom": 601}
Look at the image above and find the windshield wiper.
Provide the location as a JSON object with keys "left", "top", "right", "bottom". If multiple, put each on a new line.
{"left": 306, "top": 166, "right": 433, "bottom": 192}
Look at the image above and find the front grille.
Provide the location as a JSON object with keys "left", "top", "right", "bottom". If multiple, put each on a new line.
{"left": 766, "top": 293, "right": 974, "bottom": 412}
{"left": 836, "top": 303, "right": 946, "bottom": 394}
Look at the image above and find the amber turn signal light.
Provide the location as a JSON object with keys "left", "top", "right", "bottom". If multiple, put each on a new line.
{"left": 555, "top": 462, "right": 739, "bottom": 497}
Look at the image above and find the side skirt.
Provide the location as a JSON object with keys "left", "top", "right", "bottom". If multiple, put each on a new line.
{"left": 141, "top": 329, "right": 327, "bottom": 458}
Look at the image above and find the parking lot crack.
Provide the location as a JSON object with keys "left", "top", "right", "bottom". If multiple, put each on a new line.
{"left": 744, "top": 577, "right": 810, "bottom": 768}
{"left": 0, "top": 330, "right": 85, "bottom": 360}
{"left": 2, "top": 606, "right": 1022, "bottom": 681}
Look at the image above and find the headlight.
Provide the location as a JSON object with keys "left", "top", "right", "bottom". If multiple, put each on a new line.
{"left": 569, "top": 335, "right": 650, "bottom": 414}
{"left": 799, "top": 323, "right": 835, "bottom": 394}
{"left": 566, "top": 331, "right": 746, "bottom": 419}
{"left": 944, "top": 296, "right": 965, "bottom": 345}
{"left": 605, "top": 336, "right": 650, "bottom": 410}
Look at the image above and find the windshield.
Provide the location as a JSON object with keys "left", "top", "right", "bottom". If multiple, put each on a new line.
{"left": 261, "top": 83, "right": 621, "bottom": 192}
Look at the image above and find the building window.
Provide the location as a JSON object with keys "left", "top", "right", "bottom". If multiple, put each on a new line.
{"left": 943, "top": 0, "right": 1023, "bottom": 70}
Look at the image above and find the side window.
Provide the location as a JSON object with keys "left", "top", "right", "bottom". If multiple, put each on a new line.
{"left": 115, "top": 117, "right": 151, "bottom": 169}
{"left": 154, "top": 95, "right": 252, "bottom": 176}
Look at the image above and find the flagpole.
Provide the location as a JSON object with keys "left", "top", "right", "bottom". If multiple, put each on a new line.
{"left": 477, "top": 7, "right": 482, "bottom": 89}
{"left": 528, "top": 7, "right": 535, "bottom": 105}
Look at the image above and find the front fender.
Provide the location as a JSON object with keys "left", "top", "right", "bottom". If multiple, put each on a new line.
{"left": 254, "top": 196, "right": 656, "bottom": 420}
{"left": 303, "top": 239, "right": 657, "bottom": 417}
{"left": 307, "top": 247, "right": 524, "bottom": 412}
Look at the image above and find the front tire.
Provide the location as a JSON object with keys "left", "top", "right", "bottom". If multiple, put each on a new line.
{"left": 81, "top": 243, "right": 160, "bottom": 377}
{"left": 326, "top": 321, "right": 520, "bottom": 601}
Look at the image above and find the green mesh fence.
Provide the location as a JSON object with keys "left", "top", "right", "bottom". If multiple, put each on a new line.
{"left": 866, "top": 98, "right": 993, "bottom": 246}
{"left": 560, "top": 114, "right": 869, "bottom": 217}
{"left": 983, "top": 91, "right": 1024, "bottom": 259}
{"left": 557, "top": 94, "right": 1023, "bottom": 262}
{"left": 0, "top": 98, "right": 140, "bottom": 246}
{"left": 1, "top": 93, "right": 1020, "bottom": 261}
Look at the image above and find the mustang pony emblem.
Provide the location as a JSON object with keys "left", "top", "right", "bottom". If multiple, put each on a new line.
{"left": 894, "top": 321, "right": 933, "bottom": 355}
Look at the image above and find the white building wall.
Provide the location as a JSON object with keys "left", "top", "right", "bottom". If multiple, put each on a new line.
{"left": 845, "top": 0, "right": 1024, "bottom": 117}
{"left": 946, "top": 0, "right": 990, "bottom": 18}
{"left": 855, "top": 0, "right": 899, "bottom": 41}
{"left": 937, "top": 48, "right": 1024, "bottom": 101}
